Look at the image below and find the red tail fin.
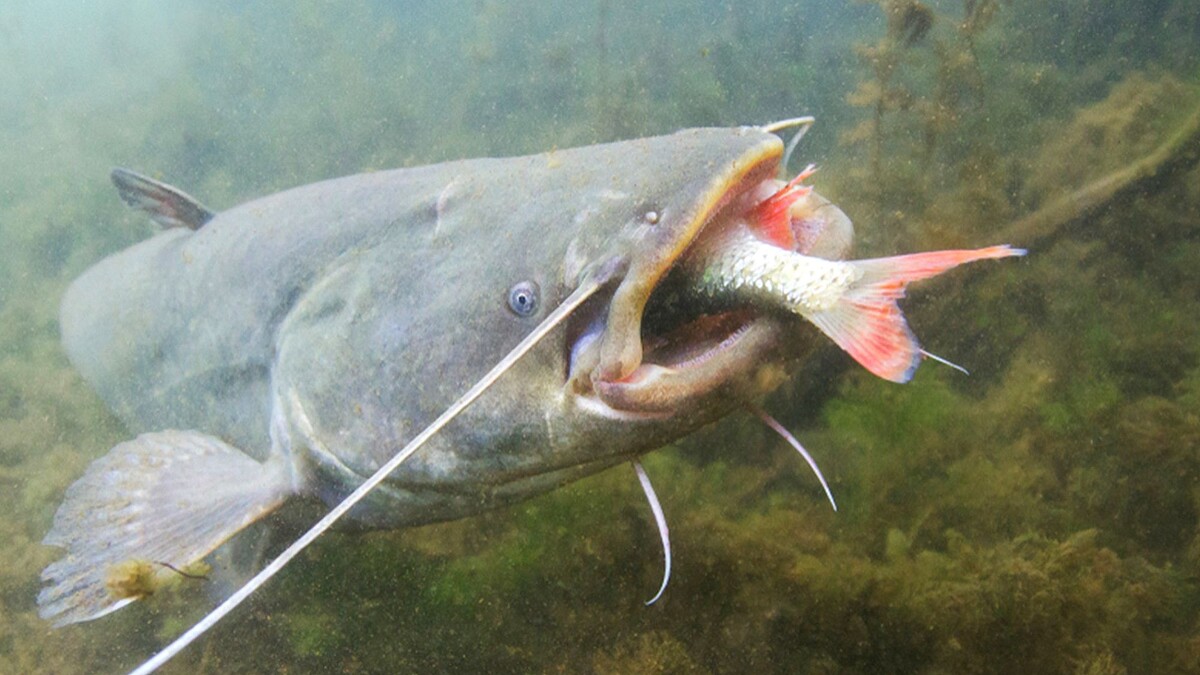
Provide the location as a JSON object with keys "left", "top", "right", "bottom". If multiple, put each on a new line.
{"left": 806, "top": 245, "right": 1025, "bottom": 382}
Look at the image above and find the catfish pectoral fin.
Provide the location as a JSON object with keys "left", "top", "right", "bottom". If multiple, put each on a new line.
{"left": 38, "top": 431, "right": 292, "bottom": 627}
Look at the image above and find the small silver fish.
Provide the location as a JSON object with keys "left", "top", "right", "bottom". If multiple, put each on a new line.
{"left": 682, "top": 168, "right": 1024, "bottom": 382}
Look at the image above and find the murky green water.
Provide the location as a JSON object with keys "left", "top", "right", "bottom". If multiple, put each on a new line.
{"left": 2, "top": 1, "right": 1199, "bottom": 672}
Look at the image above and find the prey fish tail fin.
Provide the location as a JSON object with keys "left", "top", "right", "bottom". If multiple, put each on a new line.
{"left": 38, "top": 431, "right": 292, "bottom": 627}
{"left": 807, "top": 245, "right": 1025, "bottom": 383}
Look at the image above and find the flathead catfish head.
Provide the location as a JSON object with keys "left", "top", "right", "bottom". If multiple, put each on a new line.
{"left": 271, "top": 126, "right": 842, "bottom": 525}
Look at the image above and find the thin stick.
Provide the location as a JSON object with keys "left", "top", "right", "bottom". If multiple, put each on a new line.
{"left": 153, "top": 562, "right": 208, "bottom": 581}
{"left": 129, "top": 264, "right": 618, "bottom": 675}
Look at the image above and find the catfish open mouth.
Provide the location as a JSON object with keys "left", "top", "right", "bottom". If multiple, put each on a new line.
{"left": 568, "top": 123, "right": 862, "bottom": 417}
{"left": 640, "top": 310, "right": 758, "bottom": 371}
{"left": 572, "top": 155, "right": 807, "bottom": 415}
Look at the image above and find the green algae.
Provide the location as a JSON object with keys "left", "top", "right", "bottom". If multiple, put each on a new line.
{"left": 2, "top": 0, "right": 1200, "bottom": 673}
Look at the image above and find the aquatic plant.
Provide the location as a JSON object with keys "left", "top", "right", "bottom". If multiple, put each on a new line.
{"left": 842, "top": 1, "right": 932, "bottom": 211}
{"left": 844, "top": 3, "right": 1045, "bottom": 253}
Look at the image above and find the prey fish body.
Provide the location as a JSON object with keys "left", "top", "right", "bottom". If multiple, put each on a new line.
{"left": 671, "top": 173, "right": 1025, "bottom": 383}
{"left": 695, "top": 224, "right": 860, "bottom": 314}
{"left": 685, "top": 221, "right": 1023, "bottom": 381}
{"left": 39, "top": 123, "right": 1022, "bottom": 670}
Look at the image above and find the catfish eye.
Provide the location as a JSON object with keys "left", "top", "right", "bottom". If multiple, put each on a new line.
{"left": 507, "top": 281, "right": 540, "bottom": 317}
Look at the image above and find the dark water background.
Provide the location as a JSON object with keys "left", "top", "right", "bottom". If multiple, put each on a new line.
{"left": 2, "top": 1, "right": 1199, "bottom": 672}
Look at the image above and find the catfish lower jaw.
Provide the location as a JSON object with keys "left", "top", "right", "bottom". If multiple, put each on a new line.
{"left": 591, "top": 316, "right": 783, "bottom": 414}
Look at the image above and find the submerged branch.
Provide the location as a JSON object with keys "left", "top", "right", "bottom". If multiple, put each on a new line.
{"left": 1000, "top": 104, "right": 1200, "bottom": 249}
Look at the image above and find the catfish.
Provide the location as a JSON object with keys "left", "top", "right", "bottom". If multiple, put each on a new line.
{"left": 39, "top": 123, "right": 1021, "bottom": 672}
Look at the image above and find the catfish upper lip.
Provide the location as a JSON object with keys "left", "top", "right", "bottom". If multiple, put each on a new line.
{"left": 586, "top": 168, "right": 796, "bottom": 413}
{"left": 589, "top": 131, "right": 785, "bottom": 386}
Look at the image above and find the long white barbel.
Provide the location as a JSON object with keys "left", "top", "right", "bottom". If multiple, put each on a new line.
{"left": 632, "top": 459, "right": 671, "bottom": 606}
{"left": 130, "top": 261, "right": 621, "bottom": 675}
{"left": 761, "top": 116, "right": 816, "bottom": 177}
{"left": 761, "top": 116, "right": 816, "bottom": 135}
{"left": 753, "top": 407, "right": 837, "bottom": 512}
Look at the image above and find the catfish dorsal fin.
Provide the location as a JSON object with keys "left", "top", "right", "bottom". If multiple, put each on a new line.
{"left": 111, "top": 168, "right": 216, "bottom": 231}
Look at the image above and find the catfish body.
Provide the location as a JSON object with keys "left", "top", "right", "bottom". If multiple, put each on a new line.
{"left": 60, "top": 132, "right": 782, "bottom": 527}
{"left": 41, "top": 125, "right": 1021, "bottom": 633}
{"left": 43, "top": 128, "right": 808, "bottom": 625}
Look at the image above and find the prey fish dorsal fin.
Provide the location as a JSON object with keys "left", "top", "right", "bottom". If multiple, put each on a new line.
{"left": 807, "top": 245, "right": 1025, "bottom": 383}
{"left": 749, "top": 164, "right": 816, "bottom": 249}
{"left": 111, "top": 168, "right": 216, "bottom": 230}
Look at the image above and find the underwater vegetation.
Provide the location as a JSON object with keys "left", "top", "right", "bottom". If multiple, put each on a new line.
{"left": 1, "top": 0, "right": 1200, "bottom": 672}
